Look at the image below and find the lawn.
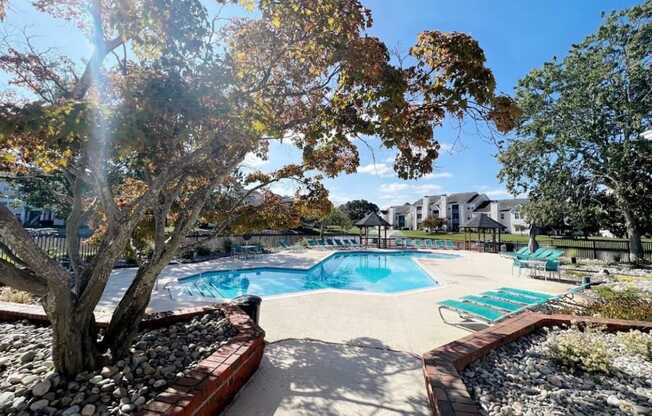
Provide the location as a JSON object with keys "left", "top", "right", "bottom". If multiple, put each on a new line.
{"left": 398, "top": 230, "right": 550, "bottom": 244}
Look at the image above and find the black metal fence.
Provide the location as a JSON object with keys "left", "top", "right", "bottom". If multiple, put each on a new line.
{"left": 512, "top": 238, "right": 652, "bottom": 262}
{"left": 0, "top": 233, "right": 99, "bottom": 269}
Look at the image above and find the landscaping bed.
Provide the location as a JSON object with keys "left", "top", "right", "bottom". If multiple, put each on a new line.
{"left": 0, "top": 310, "right": 237, "bottom": 416}
{"left": 461, "top": 325, "right": 652, "bottom": 416}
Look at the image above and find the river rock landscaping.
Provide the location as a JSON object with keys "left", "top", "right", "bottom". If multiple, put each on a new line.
{"left": 0, "top": 310, "right": 237, "bottom": 416}
{"left": 461, "top": 325, "right": 652, "bottom": 416}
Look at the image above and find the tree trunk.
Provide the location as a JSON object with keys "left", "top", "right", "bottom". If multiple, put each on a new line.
{"left": 102, "top": 266, "right": 160, "bottom": 359}
{"left": 622, "top": 206, "right": 644, "bottom": 262}
{"left": 43, "top": 294, "right": 100, "bottom": 377}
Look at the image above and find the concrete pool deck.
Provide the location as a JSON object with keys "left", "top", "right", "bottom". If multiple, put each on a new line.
{"left": 99, "top": 248, "right": 571, "bottom": 354}
{"left": 96, "top": 248, "right": 574, "bottom": 416}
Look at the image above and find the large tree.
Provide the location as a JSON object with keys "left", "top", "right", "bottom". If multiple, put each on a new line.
{"left": 498, "top": 1, "right": 652, "bottom": 261}
{"left": 339, "top": 199, "right": 379, "bottom": 222}
{"left": 0, "top": 0, "right": 516, "bottom": 375}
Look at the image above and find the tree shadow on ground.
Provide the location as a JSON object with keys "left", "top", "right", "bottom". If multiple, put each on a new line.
{"left": 223, "top": 337, "right": 430, "bottom": 416}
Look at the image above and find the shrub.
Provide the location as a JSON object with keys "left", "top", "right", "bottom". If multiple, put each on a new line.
{"left": 618, "top": 330, "right": 652, "bottom": 360}
{"left": 544, "top": 325, "right": 613, "bottom": 373}
{"left": 196, "top": 246, "right": 212, "bottom": 257}
{"left": 585, "top": 286, "right": 652, "bottom": 321}
{"left": 223, "top": 239, "right": 232, "bottom": 254}
{"left": 0, "top": 287, "right": 35, "bottom": 304}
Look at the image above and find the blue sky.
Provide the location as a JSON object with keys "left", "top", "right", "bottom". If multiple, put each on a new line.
{"left": 1, "top": 0, "right": 641, "bottom": 208}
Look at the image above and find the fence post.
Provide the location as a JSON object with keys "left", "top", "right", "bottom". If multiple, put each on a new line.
{"left": 592, "top": 240, "right": 597, "bottom": 260}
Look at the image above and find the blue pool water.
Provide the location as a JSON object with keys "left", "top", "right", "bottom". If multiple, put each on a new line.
{"left": 178, "top": 251, "right": 457, "bottom": 299}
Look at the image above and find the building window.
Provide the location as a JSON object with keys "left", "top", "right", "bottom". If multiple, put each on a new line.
{"left": 500, "top": 213, "right": 505, "bottom": 220}
{"left": 515, "top": 211, "right": 520, "bottom": 220}
{"left": 417, "top": 214, "right": 422, "bottom": 220}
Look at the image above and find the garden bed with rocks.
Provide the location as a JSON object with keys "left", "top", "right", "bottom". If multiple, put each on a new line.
{"left": 0, "top": 310, "right": 237, "bottom": 416}
{"left": 461, "top": 325, "right": 652, "bottom": 416}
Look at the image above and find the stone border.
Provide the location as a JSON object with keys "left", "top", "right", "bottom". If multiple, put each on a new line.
{"left": 422, "top": 311, "right": 652, "bottom": 416}
{"left": 0, "top": 302, "right": 265, "bottom": 416}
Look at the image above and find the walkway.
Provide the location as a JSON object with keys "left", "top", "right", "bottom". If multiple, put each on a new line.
{"left": 223, "top": 339, "right": 429, "bottom": 416}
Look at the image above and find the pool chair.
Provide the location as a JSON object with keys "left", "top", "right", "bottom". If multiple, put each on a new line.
{"left": 435, "top": 240, "right": 445, "bottom": 249}
{"left": 438, "top": 283, "right": 590, "bottom": 325}
{"left": 413, "top": 239, "right": 423, "bottom": 249}
{"left": 333, "top": 239, "right": 346, "bottom": 248}
{"left": 425, "top": 239, "right": 435, "bottom": 249}
{"left": 279, "top": 240, "right": 303, "bottom": 252}
{"left": 346, "top": 238, "right": 359, "bottom": 247}
{"left": 325, "top": 238, "right": 336, "bottom": 247}
{"left": 306, "top": 239, "right": 319, "bottom": 248}
{"left": 445, "top": 240, "right": 456, "bottom": 250}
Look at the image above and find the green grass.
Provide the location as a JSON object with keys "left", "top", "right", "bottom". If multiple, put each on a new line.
{"left": 398, "top": 230, "right": 547, "bottom": 244}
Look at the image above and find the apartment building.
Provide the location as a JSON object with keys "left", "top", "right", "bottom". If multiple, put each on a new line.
{"left": 381, "top": 192, "right": 528, "bottom": 234}
{"left": 0, "top": 181, "right": 63, "bottom": 227}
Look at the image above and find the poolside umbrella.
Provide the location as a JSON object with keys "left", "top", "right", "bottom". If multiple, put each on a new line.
{"left": 355, "top": 212, "right": 391, "bottom": 248}
{"left": 528, "top": 225, "right": 539, "bottom": 253}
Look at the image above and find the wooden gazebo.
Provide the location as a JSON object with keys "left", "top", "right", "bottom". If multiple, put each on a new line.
{"left": 355, "top": 212, "right": 391, "bottom": 248}
{"left": 462, "top": 214, "right": 506, "bottom": 253}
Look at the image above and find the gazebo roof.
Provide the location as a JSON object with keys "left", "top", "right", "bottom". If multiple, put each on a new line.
{"left": 462, "top": 214, "right": 506, "bottom": 230}
{"left": 355, "top": 211, "right": 390, "bottom": 227}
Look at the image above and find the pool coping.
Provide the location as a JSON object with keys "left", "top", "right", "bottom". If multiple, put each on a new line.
{"left": 174, "top": 249, "right": 462, "bottom": 300}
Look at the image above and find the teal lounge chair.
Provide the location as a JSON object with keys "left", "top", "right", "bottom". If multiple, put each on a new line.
{"left": 306, "top": 239, "right": 318, "bottom": 248}
{"left": 498, "top": 287, "right": 555, "bottom": 301}
{"left": 483, "top": 290, "right": 544, "bottom": 305}
{"left": 333, "top": 239, "right": 345, "bottom": 247}
{"left": 438, "top": 284, "right": 590, "bottom": 326}
{"left": 445, "top": 240, "right": 456, "bottom": 250}
{"left": 435, "top": 240, "right": 446, "bottom": 249}
{"left": 463, "top": 295, "right": 527, "bottom": 313}
{"left": 437, "top": 299, "right": 506, "bottom": 324}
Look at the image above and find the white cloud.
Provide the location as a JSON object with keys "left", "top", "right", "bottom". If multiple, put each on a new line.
{"left": 439, "top": 142, "right": 454, "bottom": 152}
{"left": 357, "top": 162, "right": 394, "bottom": 177}
{"left": 379, "top": 182, "right": 444, "bottom": 195}
{"left": 269, "top": 180, "right": 299, "bottom": 197}
{"left": 241, "top": 153, "right": 268, "bottom": 169}
{"left": 484, "top": 189, "right": 514, "bottom": 198}
{"left": 422, "top": 171, "right": 453, "bottom": 179}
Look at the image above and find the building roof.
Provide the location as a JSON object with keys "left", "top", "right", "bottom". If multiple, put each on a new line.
{"left": 473, "top": 200, "right": 491, "bottom": 213}
{"left": 355, "top": 211, "right": 391, "bottom": 227}
{"left": 446, "top": 192, "right": 479, "bottom": 204}
{"left": 462, "top": 214, "right": 506, "bottom": 230}
{"left": 496, "top": 198, "right": 527, "bottom": 211}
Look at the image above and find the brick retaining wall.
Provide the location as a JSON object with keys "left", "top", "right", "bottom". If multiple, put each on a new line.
{"left": 422, "top": 311, "right": 652, "bottom": 416}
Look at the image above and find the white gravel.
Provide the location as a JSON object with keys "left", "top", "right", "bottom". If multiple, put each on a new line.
{"left": 0, "top": 311, "right": 236, "bottom": 416}
{"left": 462, "top": 327, "right": 652, "bottom": 416}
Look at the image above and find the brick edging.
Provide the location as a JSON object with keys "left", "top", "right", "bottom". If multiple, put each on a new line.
{"left": 137, "top": 304, "right": 265, "bottom": 416}
{"left": 422, "top": 311, "right": 652, "bottom": 416}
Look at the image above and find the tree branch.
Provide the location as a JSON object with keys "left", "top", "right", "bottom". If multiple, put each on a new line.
{"left": 0, "top": 259, "right": 48, "bottom": 297}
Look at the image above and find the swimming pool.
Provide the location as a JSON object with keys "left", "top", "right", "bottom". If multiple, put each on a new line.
{"left": 177, "top": 251, "right": 457, "bottom": 299}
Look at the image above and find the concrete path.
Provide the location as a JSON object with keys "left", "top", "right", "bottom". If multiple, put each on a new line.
{"left": 223, "top": 339, "right": 429, "bottom": 416}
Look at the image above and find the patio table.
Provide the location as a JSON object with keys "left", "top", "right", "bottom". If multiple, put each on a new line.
{"left": 240, "top": 244, "right": 258, "bottom": 259}
{"left": 523, "top": 260, "right": 547, "bottom": 279}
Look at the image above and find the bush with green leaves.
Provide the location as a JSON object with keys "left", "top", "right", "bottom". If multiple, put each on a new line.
{"left": 587, "top": 286, "right": 652, "bottom": 321}
{"left": 544, "top": 325, "right": 613, "bottom": 373}
{"left": 618, "top": 330, "right": 652, "bottom": 360}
